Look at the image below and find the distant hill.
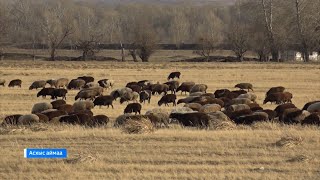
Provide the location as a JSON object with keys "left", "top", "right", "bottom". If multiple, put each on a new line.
{"left": 77, "top": 0, "right": 236, "bottom": 6}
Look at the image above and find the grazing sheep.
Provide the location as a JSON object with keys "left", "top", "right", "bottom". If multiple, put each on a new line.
{"left": 190, "top": 84, "right": 208, "bottom": 93}
{"left": 184, "top": 103, "right": 202, "bottom": 111}
{"left": 274, "top": 103, "right": 297, "bottom": 117}
{"left": 67, "top": 79, "right": 86, "bottom": 90}
{"left": 171, "top": 107, "right": 195, "bottom": 114}
{"left": 83, "top": 82, "right": 99, "bottom": 88}
{"left": 285, "top": 110, "right": 310, "bottom": 124}
{"left": 302, "top": 113, "right": 320, "bottom": 126}
{"left": 263, "top": 92, "right": 293, "bottom": 104}
{"left": 226, "top": 109, "right": 252, "bottom": 120}
{"left": 247, "top": 103, "right": 262, "bottom": 111}
{"left": 57, "top": 104, "right": 73, "bottom": 113}
{"left": 164, "top": 81, "right": 180, "bottom": 94}
{"left": 93, "top": 115, "right": 109, "bottom": 126}
{"left": 177, "top": 96, "right": 199, "bottom": 104}
{"left": 266, "top": 86, "right": 285, "bottom": 97}
{"left": 29, "top": 80, "right": 46, "bottom": 90}
{"left": 111, "top": 88, "right": 132, "bottom": 100}
{"left": 192, "top": 98, "right": 225, "bottom": 107}
{"left": 229, "top": 98, "right": 252, "bottom": 106}
{"left": 60, "top": 113, "right": 94, "bottom": 126}
{"left": 31, "top": 102, "right": 53, "bottom": 114}
{"left": 93, "top": 95, "right": 114, "bottom": 108}
{"left": 51, "top": 99, "right": 66, "bottom": 109}
{"left": 214, "top": 89, "right": 231, "bottom": 98}
{"left": 306, "top": 102, "right": 320, "bottom": 113}
{"left": 51, "top": 89, "right": 68, "bottom": 100}
{"left": 252, "top": 111, "right": 269, "bottom": 121}
{"left": 18, "top": 114, "right": 40, "bottom": 125}
{"left": 151, "top": 84, "right": 169, "bottom": 95}
{"left": 35, "top": 113, "right": 50, "bottom": 123}
{"left": 2, "top": 114, "right": 23, "bottom": 125}
{"left": 37, "top": 88, "right": 55, "bottom": 98}
{"left": 82, "top": 86, "right": 104, "bottom": 96}
{"left": 231, "top": 90, "right": 247, "bottom": 96}
{"left": 8, "top": 79, "right": 22, "bottom": 88}
{"left": 145, "top": 112, "right": 170, "bottom": 128}
{"left": 176, "top": 82, "right": 195, "bottom": 95}
{"left": 238, "top": 92, "right": 257, "bottom": 102}
{"left": 225, "top": 92, "right": 240, "bottom": 99}
{"left": 235, "top": 83, "right": 253, "bottom": 91}
{"left": 126, "top": 84, "right": 142, "bottom": 93}
{"left": 169, "top": 112, "right": 209, "bottom": 129}
{"left": 138, "top": 80, "right": 152, "bottom": 86}
{"left": 0, "top": 79, "right": 5, "bottom": 86}
{"left": 124, "top": 103, "right": 142, "bottom": 115}
{"left": 54, "top": 78, "right": 69, "bottom": 88}
{"left": 120, "top": 91, "right": 139, "bottom": 104}
{"left": 46, "top": 79, "right": 56, "bottom": 87}
{"left": 75, "top": 90, "right": 98, "bottom": 101}
{"left": 167, "top": 71, "right": 181, "bottom": 80}
{"left": 233, "top": 114, "right": 268, "bottom": 125}
{"left": 77, "top": 76, "right": 94, "bottom": 84}
{"left": 139, "top": 90, "right": 152, "bottom": 104}
{"left": 227, "top": 104, "right": 250, "bottom": 112}
{"left": 72, "top": 100, "right": 94, "bottom": 112}
{"left": 69, "top": 110, "right": 94, "bottom": 117}
{"left": 158, "top": 94, "right": 177, "bottom": 106}
{"left": 42, "top": 110, "right": 67, "bottom": 121}
{"left": 280, "top": 108, "right": 302, "bottom": 123}
{"left": 302, "top": 101, "right": 320, "bottom": 110}
{"left": 199, "top": 104, "right": 221, "bottom": 113}
{"left": 98, "top": 79, "right": 114, "bottom": 89}
{"left": 255, "top": 109, "right": 277, "bottom": 120}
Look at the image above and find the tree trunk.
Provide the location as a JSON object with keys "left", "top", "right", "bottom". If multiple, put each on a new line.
{"left": 271, "top": 50, "right": 279, "bottom": 62}
{"left": 237, "top": 53, "right": 244, "bottom": 62}
{"left": 120, "top": 43, "right": 125, "bottom": 62}
{"left": 303, "top": 50, "right": 309, "bottom": 62}
{"left": 50, "top": 47, "right": 56, "bottom": 61}
{"left": 130, "top": 50, "right": 138, "bottom": 62}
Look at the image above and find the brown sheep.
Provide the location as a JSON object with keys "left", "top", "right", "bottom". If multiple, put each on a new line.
{"left": 190, "top": 84, "right": 208, "bottom": 93}
{"left": 158, "top": 94, "right": 177, "bottom": 106}
{"left": 214, "top": 89, "right": 230, "bottom": 98}
{"left": 274, "top": 103, "right": 297, "bottom": 118}
{"left": 151, "top": 84, "right": 169, "bottom": 95}
{"left": 176, "top": 82, "right": 195, "bottom": 95}
{"left": 51, "top": 100, "right": 66, "bottom": 109}
{"left": 8, "top": 79, "right": 22, "bottom": 88}
{"left": 57, "top": 104, "right": 73, "bottom": 113}
{"left": 184, "top": 103, "right": 202, "bottom": 111}
{"left": 263, "top": 92, "right": 293, "bottom": 104}
{"left": 54, "top": 78, "right": 69, "bottom": 88}
{"left": 68, "top": 79, "right": 86, "bottom": 90}
{"left": 302, "top": 113, "right": 320, "bottom": 126}
{"left": 124, "top": 103, "right": 142, "bottom": 115}
{"left": 29, "top": 80, "right": 46, "bottom": 90}
{"left": 266, "top": 86, "right": 285, "bottom": 97}
{"left": 164, "top": 81, "right": 180, "bottom": 94}
{"left": 235, "top": 83, "right": 253, "bottom": 91}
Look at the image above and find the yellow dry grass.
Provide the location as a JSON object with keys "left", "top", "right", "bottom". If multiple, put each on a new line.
{"left": 0, "top": 60, "right": 320, "bottom": 179}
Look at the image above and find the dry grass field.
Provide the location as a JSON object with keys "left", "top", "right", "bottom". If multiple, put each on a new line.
{"left": 0, "top": 60, "right": 320, "bottom": 179}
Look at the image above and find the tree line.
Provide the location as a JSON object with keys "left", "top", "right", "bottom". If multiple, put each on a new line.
{"left": 0, "top": 0, "right": 319, "bottom": 62}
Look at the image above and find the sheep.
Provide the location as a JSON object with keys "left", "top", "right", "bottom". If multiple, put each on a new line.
{"left": 31, "top": 102, "right": 53, "bottom": 114}
{"left": 77, "top": 76, "right": 94, "bottom": 84}
{"left": 124, "top": 103, "right": 142, "bottom": 115}
{"left": 111, "top": 88, "right": 132, "bottom": 100}
{"left": 218, "top": 97, "right": 232, "bottom": 107}
{"left": 54, "top": 78, "right": 69, "bottom": 88}
{"left": 2, "top": 114, "right": 23, "bottom": 125}
{"left": 200, "top": 93, "right": 215, "bottom": 98}
{"left": 69, "top": 110, "right": 94, "bottom": 117}
{"left": 93, "top": 115, "right": 109, "bottom": 127}
{"left": 138, "top": 80, "right": 152, "bottom": 86}
{"left": 29, "top": 80, "right": 46, "bottom": 90}
{"left": 120, "top": 91, "right": 139, "bottom": 104}
{"left": 274, "top": 103, "right": 297, "bottom": 117}
{"left": 189, "top": 92, "right": 204, "bottom": 97}
{"left": 171, "top": 107, "right": 195, "bottom": 114}
{"left": 226, "top": 109, "right": 252, "bottom": 120}
{"left": 42, "top": 110, "right": 68, "bottom": 121}
{"left": 176, "top": 82, "right": 195, "bottom": 95}
{"left": 51, "top": 89, "right": 68, "bottom": 100}
{"left": 225, "top": 92, "right": 240, "bottom": 99}
{"left": 252, "top": 111, "right": 269, "bottom": 121}
{"left": 151, "top": 84, "right": 169, "bottom": 95}
{"left": 199, "top": 104, "right": 221, "bottom": 113}
{"left": 184, "top": 103, "right": 202, "bottom": 111}
{"left": 306, "top": 102, "right": 320, "bottom": 113}
{"left": 34, "top": 113, "right": 49, "bottom": 123}
{"left": 51, "top": 99, "right": 66, "bottom": 109}
{"left": 233, "top": 114, "right": 268, "bottom": 125}
{"left": 75, "top": 90, "right": 98, "bottom": 101}
{"left": 60, "top": 113, "right": 94, "bottom": 126}
{"left": 139, "top": 90, "right": 152, "bottom": 104}
{"left": 255, "top": 109, "right": 277, "bottom": 120}
{"left": 285, "top": 110, "right": 310, "bottom": 124}
{"left": 280, "top": 108, "right": 302, "bottom": 123}
{"left": 214, "top": 89, "right": 231, "bottom": 98}
{"left": 82, "top": 86, "right": 104, "bottom": 96}
{"left": 67, "top": 79, "right": 86, "bottom": 90}
{"left": 229, "top": 98, "right": 252, "bottom": 106}
{"left": 263, "top": 92, "right": 293, "bottom": 104}
{"left": 247, "top": 103, "right": 263, "bottom": 111}
{"left": 302, "top": 113, "right": 320, "bottom": 126}
{"left": 83, "top": 82, "right": 99, "bottom": 88}
{"left": 57, "top": 104, "right": 73, "bottom": 113}
{"left": 93, "top": 95, "right": 114, "bottom": 108}
{"left": 169, "top": 112, "right": 209, "bottom": 129}
{"left": 177, "top": 96, "right": 199, "bottom": 104}
{"left": 190, "top": 84, "right": 208, "bottom": 93}
{"left": 98, "top": 79, "right": 114, "bottom": 89}
{"left": 231, "top": 90, "right": 247, "bottom": 96}
{"left": 192, "top": 98, "right": 225, "bottom": 107}
{"left": 266, "top": 86, "right": 285, "bottom": 97}
{"left": 8, "top": 79, "right": 22, "bottom": 88}
{"left": 235, "top": 83, "right": 253, "bottom": 91}
{"left": 18, "top": 114, "right": 40, "bottom": 125}
{"left": 167, "top": 71, "right": 181, "bottom": 80}
{"left": 238, "top": 92, "right": 257, "bottom": 102}
{"left": 158, "top": 94, "right": 177, "bottom": 106}
{"left": 46, "top": 79, "right": 56, "bottom": 87}
{"left": 302, "top": 101, "right": 320, "bottom": 110}
{"left": 72, "top": 100, "right": 94, "bottom": 112}
{"left": 37, "top": 88, "right": 55, "bottom": 98}
{"left": 164, "top": 81, "right": 180, "bottom": 94}
{"left": 227, "top": 104, "right": 250, "bottom": 112}
{"left": 126, "top": 84, "right": 142, "bottom": 93}
{"left": 0, "top": 79, "right": 5, "bottom": 86}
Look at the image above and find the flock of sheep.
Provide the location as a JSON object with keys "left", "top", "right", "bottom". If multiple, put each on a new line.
{"left": 1, "top": 71, "right": 320, "bottom": 129}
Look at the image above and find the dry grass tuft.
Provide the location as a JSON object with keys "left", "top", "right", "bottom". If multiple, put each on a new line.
{"left": 275, "top": 136, "right": 303, "bottom": 148}
{"left": 209, "top": 119, "right": 236, "bottom": 130}
{"left": 0, "top": 124, "right": 49, "bottom": 135}
{"left": 286, "top": 155, "right": 313, "bottom": 163}
{"left": 64, "top": 153, "right": 98, "bottom": 164}
{"left": 122, "top": 118, "right": 155, "bottom": 134}
{"left": 251, "top": 121, "right": 282, "bottom": 130}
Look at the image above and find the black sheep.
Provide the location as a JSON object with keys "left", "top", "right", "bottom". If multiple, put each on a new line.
{"left": 167, "top": 71, "right": 181, "bottom": 80}
{"left": 214, "top": 89, "right": 230, "bottom": 98}
{"left": 233, "top": 114, "right": 268, "bottom": 125}
{"left": 37, "top": 88, "right": 55, "bottom": 98}
{"left": 164, "top": 81, "right": 179, "bottom": 94}
{"left": 139, "top": 90, "right": 152, "bottom": 104}
{"left": 158, "top": 94, "right": 177, "bottom": 106}
{"left": 77, "top": 76, "right": 94, "bottom": 84}
{"left": 51, "top": 89, "right": 68, "bottom": 100}
{"left": 93, "top": 95, "right": 114, "bottom": 108}
{"left": 8, "top": 79, "right": 22, "bottom": 88}
{"left": 93, "top": 115, "right": 109, "bottom": 126}
{"left": 169, "top": 112, "right": 209, "bottom": 129}
{"left": 124, "top": 103, "right": 142, "bottom": 115}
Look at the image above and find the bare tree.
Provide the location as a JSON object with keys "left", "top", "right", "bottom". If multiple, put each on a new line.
{"left": 169, "top": 10, "right": 190, "bottom": 48}
{"left": 194, "top": 37, "right": 216, "bottom": 61}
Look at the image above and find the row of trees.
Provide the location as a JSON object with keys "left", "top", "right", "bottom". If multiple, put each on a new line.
{"left": 0, "top": 0, "right": 319, "bottom": 62}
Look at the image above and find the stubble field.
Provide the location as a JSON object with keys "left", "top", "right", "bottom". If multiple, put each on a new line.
{"left": 0, "top": 60, "right": 320, "bottom": 179}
